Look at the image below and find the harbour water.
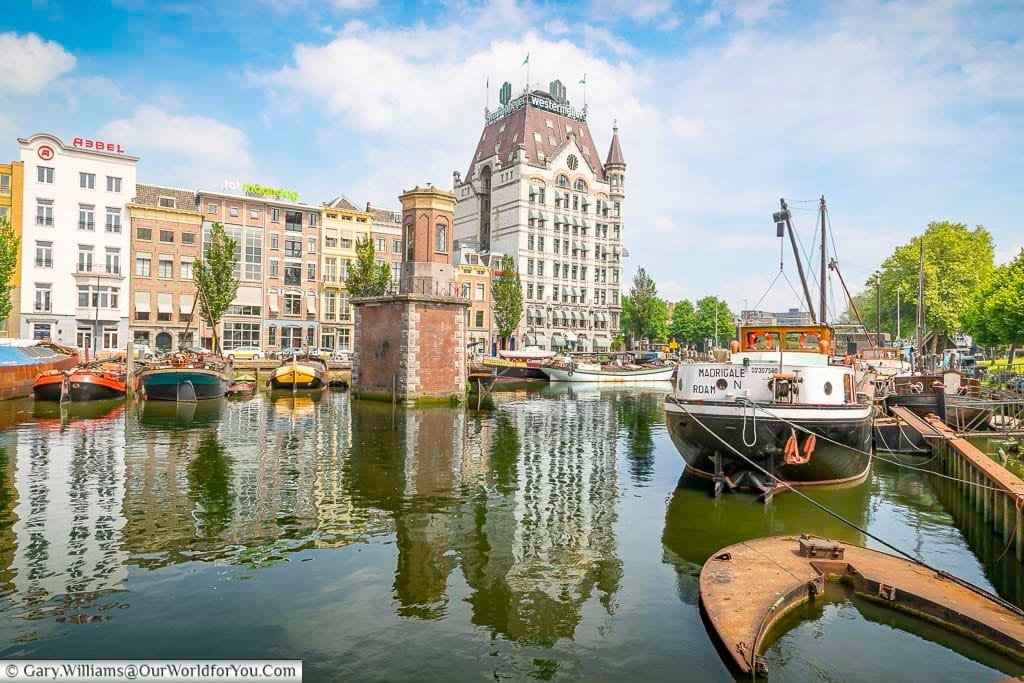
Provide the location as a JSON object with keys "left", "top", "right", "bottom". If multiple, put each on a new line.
{"left": 0, "top": 385, "right": 1021, "bottom": 681}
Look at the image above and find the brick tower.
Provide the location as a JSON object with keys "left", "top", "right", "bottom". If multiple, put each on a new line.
{"left": 351, "top": 185, "right": 469, "bottom": 404}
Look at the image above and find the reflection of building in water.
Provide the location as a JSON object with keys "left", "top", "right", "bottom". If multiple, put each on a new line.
{"left": 121, "top": 394, "right": 390, "bottom": 565}
{"left": 347, "top": 387, "right": 623, "bottom": 639}
{"left": 0, "top": 437, "right": 20, "bottom": 595}
{"left": 10, "top": 416, "right": 128, "bottom": 603}
{"left": 454, "top": 388, "right": 622, "bottom": 643}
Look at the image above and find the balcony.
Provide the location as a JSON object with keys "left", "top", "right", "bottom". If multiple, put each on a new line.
{"left": 75, "top": 306, "right": 120, "bottom": 321}
{"left": 73, "top": 265, "right": 124, "bottom": 280}
{"left": 36, "top": 217, "right": 53, "bottom": 226}
{"left": 33, "top": 303, "right": 52, "bottom": 313}
{"left": 78, "top": 221, "right": 95, "bottom": 231}
{"left": 105, "top": 222, "right": 122, "bottom": 233}
{"left": 285, "top": 221, "right": 302, "bottom": 232}
{"left": 35, "top": 259, "right": 52, "bottom": 268}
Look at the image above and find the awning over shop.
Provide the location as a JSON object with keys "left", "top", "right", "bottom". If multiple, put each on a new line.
{"left": 560, "top": 310, "right": 569, "bottom": 322}
{"left": 551, "top": 333, "right": 566, "bottom": 347}
{"left": 594, "top": 335, "right": 611, "bottom": 350}
{"left": 157, "top": 293, "right": 173, "bottom": 314}
{"left": 134, "top": 292, "right": 150, "bottom": 313}
{"left": 529, "top": 209, "right": 539, "bottom": 219}
{"left": 179, "top": 294, "right": 195, "bottom": 314}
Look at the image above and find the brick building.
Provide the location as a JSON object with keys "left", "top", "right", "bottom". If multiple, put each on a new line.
{"left": 320, "top": 196, "right": 368, "bottom": 353}
{"left": 127, "top": 184, "right": 202, "bottom": 352}
{"left": 195, "top": 187, "right": 321, "bottom": 352}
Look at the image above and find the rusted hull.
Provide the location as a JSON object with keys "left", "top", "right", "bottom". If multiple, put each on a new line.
{"left": 8, "top": 355, "right": 78, "bottom": 401}
{"left": 700, "top": 536, "right": 1024, "bottom": 675}
{"left": 68, "top": 373, "right": 126, "bottom": 401}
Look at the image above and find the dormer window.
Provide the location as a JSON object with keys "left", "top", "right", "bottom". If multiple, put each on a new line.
{"left": 158, "top": 196, "right": 175, "bottom": 209}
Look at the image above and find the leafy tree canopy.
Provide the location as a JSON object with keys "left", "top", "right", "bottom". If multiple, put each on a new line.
{"left": 668, "top": 299, "right": 698, "bottom": 346}
{"left": 194, "top": 222, "right": 240, "bottom": 353}
{"left": 623, "top": 268, "right": 668, "bottom": 343}
{"left": 855, "top": 221, "right": 994, "bottom": 341}
{"left": 492, "top": 254, "right": 524, "bottom": 345}
{"left": 0, "top": 216, "right": 19, "bottom": 325}
{"left": 964, "top": 248, "right": 1024, "bottom": 350}
{"left": 346, "top": 237, "right": 392, "bottom": 298}
{"left": 693, "top": 296, "right": 733, "bottom": 348}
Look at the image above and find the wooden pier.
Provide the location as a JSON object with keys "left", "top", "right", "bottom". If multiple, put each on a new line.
{"left": 893, "top": 408, "right": 1024, "bottom": 562}
{"left": 700, "top": 535, "right": 1024, "bottom": 676}
{"left": 231, "top": 359, "right": 351, "bottom": 388}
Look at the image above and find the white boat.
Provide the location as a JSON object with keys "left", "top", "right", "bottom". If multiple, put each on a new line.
{"left": 664, "top": 324, "right": 873, "bottom": 494}
{"left": 498, "top": 345, "right": 556, "bottom": 361}
{"left": 541, "top": 361, "right": 675, "bottom": 383}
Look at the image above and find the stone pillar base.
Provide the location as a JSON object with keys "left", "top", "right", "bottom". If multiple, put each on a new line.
{"left": 352, "top": 294, "right": 469, "bottom": 405}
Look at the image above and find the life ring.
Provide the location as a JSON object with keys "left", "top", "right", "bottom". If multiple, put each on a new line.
{"left": 910, "top": 382, "right": 924, "bottom": 394}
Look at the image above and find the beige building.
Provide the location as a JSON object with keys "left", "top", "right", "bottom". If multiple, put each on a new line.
{"left": 454, "top": 244, "right": 498, "bottom": 356}
{"left": 366, "top": 202, "right": 403, "bottom": 288}
{"left": 320, "top": 196, "right": 368, "bottom": 352}
{"left": 127, "top": 185, "right": 202, "bottom": 351}
{"left": 0, "top": 161, "right": 24, "bottom": 336}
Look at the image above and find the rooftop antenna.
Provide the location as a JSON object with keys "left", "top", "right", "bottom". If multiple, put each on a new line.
{"left": 579, "top": 72, "right": 587, "bottom": 109}
{"left": 523, "top": 52, "right": 530, "bottom": 93}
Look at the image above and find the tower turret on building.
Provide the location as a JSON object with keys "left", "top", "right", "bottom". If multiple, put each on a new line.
{"left": 453, "top": 78, "right": 626, "bottom": 353}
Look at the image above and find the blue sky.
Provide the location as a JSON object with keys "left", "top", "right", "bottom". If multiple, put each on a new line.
{"left": 2, "top": 0, "right": 1022, "bottom": 315}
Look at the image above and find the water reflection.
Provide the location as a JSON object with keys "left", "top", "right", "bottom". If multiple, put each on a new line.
{"left": 0, "top": 388, "right": 1018, "bottom": 679}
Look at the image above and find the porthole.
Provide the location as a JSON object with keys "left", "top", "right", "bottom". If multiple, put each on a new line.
{"left": 824, "top": 381, "right": 833, "bottom": 396}
{"left": 716, "top": 379, "right": 728, "bottom": 391}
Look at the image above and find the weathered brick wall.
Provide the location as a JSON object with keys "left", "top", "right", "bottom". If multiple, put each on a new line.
{"left": 352, "top": 302, "right": 404, "bottom": 397}
{"left": 353, "top": 294, "right": 467, "bottom": 403}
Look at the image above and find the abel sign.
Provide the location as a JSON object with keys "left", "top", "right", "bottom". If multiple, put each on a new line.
{"left": 72, "top": 137, "right": 126, "bottom": 154}
{"left": 224, "top": 179, "right": 299, "bottom": 202}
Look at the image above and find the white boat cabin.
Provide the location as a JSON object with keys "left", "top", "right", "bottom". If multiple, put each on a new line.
{"left": 674, "top": 325, "right": 857, "bottom": 406}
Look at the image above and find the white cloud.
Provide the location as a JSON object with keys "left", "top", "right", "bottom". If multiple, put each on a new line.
{"left": 590, "top": 0, "right": 673, "bottom": 23}
{"left": 99, "top": 106, "right": 252, "bottom": 187}
{"left": 252, "top": 0, "right": 1023, "bottom": 312}
{"left": 332, "top": 0, "right": 376, "bottom": 9}
{"left": 0, "top": 32, "right": 75, "bottom": 94}
{"left": 545, "top": 19, "right": 570, "bottom": 35}
{"left": 697, "top": 9, "right": 721, "bottom": 30}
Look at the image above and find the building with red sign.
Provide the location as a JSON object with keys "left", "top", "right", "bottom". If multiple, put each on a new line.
{"left": 17, "top": 133, "right": 137, "bottom": 354}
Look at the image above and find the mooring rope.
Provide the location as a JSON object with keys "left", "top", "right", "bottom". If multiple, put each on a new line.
{"left": 667, "top": 395, "right": 1024, "bottom": 620}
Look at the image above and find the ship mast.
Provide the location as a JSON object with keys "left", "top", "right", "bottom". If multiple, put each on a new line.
{"left": 776, "top": 198, "right": 816, "bottom": 322}
{"left": 819, "top": 197, "right": 828, "bottom": 325}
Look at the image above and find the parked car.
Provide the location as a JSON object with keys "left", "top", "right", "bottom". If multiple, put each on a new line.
{"left": 225, "top": 346, "right": 264, "bottom": 361}
{"left": 331, "top": 350, "right": 352, "bottom": 363}
{"left": 310, "top": 347, "right": 337, "bottom": 360}
{"left": 275, "top": 348, "right": 303, "bottom": 360}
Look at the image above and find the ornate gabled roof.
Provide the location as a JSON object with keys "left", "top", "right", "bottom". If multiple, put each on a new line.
{"left": 605, "top": 124, "right": 625, "bottom": 168}
{"left": 465, "top": 92, "right": 606, "bottom": 182}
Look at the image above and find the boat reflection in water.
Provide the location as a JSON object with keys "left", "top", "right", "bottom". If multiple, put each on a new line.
{"left": 139, "top": 397, "right": 226, "bottom": 428}
{"left": 31, "top": 399, "right": 126, "bottom": 430}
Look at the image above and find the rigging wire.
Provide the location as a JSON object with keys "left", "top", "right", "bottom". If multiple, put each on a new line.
{"left": 669, "top": 396, "right": 1024, "bottom": 620}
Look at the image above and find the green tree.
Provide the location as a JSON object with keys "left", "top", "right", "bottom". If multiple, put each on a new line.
{"left": 492, "top": 254, "right": 523, "bottom": 348}
{"left": 346, "top": 236, "right": 392, "bottom": 297}
{"left": 0, "top": 216, "right": 19, "bottom": 328}
{"left": 693, "top": 296, "right": 733, "bottom": 349}
{"left": 668, "top": 299, "right": 698, "bottom": 346}
{"left": 194, "top": 222, "right": 240, "bottom": 353}
{"left": 624, "top": 268, "right": 668, "bottom": 345}
{"left": 857, "top": 222, "right": 994, "bottom": 347}
{"left": 964, "top": 248, "right": 1024, "bottom": 359}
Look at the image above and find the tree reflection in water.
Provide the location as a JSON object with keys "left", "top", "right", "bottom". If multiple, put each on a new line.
{"left": 187, "top": 432, "right": 233, "bottom": 539}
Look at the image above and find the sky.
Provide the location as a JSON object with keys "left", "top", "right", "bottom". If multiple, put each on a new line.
{"left": 2, "top": 0, "right": 1022, "bottom": 316}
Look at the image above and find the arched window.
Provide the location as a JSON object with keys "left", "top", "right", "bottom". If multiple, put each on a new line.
{"left": 405, "top": 220, "right": 414, "bottom": 261}
{"left": 574, "top": 179, "right": 587, "bottom": 192}
{"left": 557, "top": 174, "right": 569, "bottom": 188}
{"left": 435, "top": 221, "right": 448, "bottom": 252}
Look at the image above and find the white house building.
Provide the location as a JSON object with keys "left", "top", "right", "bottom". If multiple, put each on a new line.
{"left": 18, "top": 133, "right": 137, "bottom": 354}
{"left": 453, "top": 79, "right": 626, "bottom": 352}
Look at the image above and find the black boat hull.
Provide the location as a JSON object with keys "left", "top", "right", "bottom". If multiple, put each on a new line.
{"left": 68, "top": 379, "right": 125, "bottom": 402}
{"left": 32, "top": 379, "right": 64, "bottom": 402}
{"left": 665, "top": 400, "right": 873, "bottom": 487}
{"left": 140, "top": 369, "right": 229, "bottom": 401}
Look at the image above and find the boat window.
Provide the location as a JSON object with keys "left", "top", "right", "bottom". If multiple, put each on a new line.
{"left": 746, "top": 331, "right": 780, "bottom": 350}
{"left": 785, "top": 331, "right": 821, "bottom": 351}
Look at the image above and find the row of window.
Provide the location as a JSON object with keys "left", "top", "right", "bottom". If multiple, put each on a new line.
{"left": 32, "top": 243, "right": 125, "bottom": 274}
{"left": 222, "top": 322, "right": 317, "bottom": 350}
{"left": 135, "top": 254, "right": 194, "bottom": 280}
{"left": 207, "top": 203, "right": 317, "bottom": 230}
{"left": 32, "top": 166, "right": 123, "bottom": 193}
{"left": 136, "top": 226, "right": 197, "bottom": 244}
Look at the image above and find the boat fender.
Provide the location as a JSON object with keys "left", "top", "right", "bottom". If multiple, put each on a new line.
{"left": 784, "top": 429, "right": 814, "bottom": 465}
{"left": 730, "top": 340, "right": 740, "bottom": 354}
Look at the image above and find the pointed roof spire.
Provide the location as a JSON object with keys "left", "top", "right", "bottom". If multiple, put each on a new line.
{"left": 606, "top": 119, "right": 625, "bottom": 168}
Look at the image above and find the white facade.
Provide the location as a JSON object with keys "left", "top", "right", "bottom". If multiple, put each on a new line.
{"left": 453, "top": 87, "right": 625, "bottom": 352}
{"left": 18, "top": 133, "right": 137, "bottom": 353}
